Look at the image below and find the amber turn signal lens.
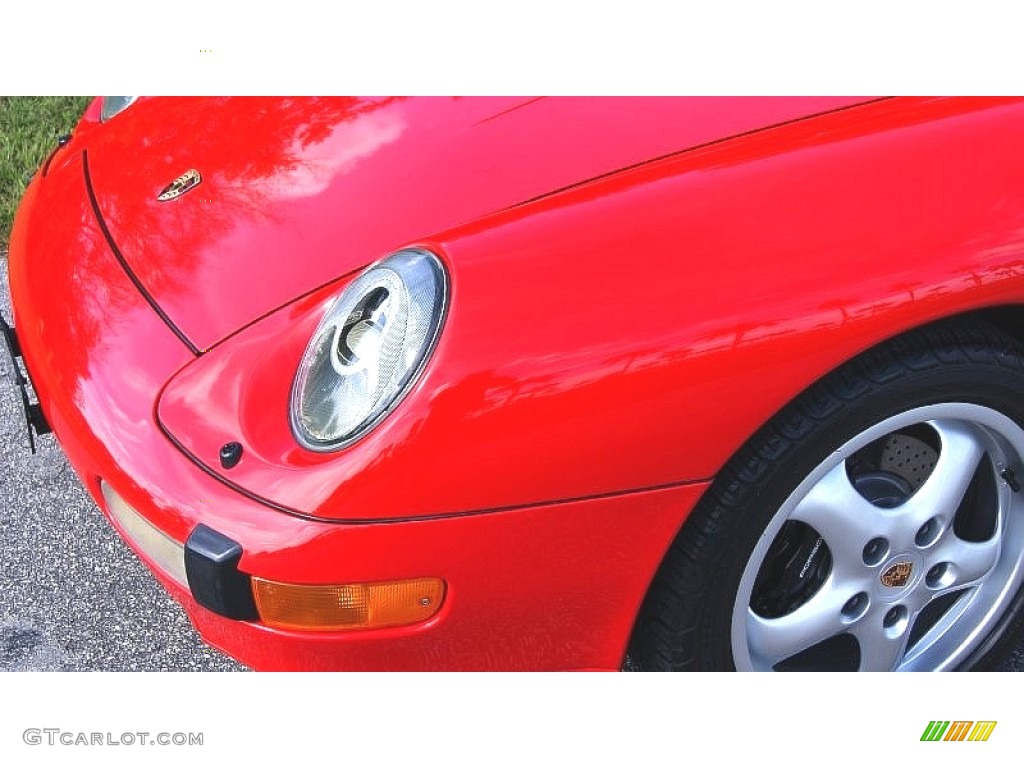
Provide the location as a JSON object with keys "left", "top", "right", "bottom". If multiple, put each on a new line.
{"left": 251, "top": 577, "right": 445, "bottom": 631}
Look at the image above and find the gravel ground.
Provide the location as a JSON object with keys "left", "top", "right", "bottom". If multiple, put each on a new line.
{"left": 0, "top": 255, "right": 243, "bottom": 671}
{"left": 2, "top": 253, "right": 1023, "bottom": 672}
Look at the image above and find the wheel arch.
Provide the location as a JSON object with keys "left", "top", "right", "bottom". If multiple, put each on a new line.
{"left": 624, "top": 302, "right": 1024, "bottom": 670}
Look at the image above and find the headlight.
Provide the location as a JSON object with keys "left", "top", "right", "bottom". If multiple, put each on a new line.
{"left": 290, "top": 249, "right": 448, "bottom": 451}
{"left": 100, "top": 96, "right": 138, "bottom": 122}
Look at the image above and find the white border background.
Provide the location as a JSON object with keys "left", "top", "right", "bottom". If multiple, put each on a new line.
{"left": 4, "top": 0, "right": 1024, "bottom": 95}
{"left": 2, "top": 1, "right": 1021, "bottom": 764}
{"left": 3, "top": 673, "right": 1019, "bottom": 764}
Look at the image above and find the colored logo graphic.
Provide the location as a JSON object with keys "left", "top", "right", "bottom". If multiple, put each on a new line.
{"left": 921, "top": 721, "right": 997, "bottom": 742}
{"left": 880, "top": 561, "right": 913, "bottom": 587}
{"left": 157, "top": 169, "right": 202, "bottom": 202}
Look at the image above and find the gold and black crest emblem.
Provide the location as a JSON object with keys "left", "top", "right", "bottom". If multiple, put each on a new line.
{"left": 881, "top": 561, "right": 913, "bottom": 588}
{"left": 157, "top": 169, "right": 202, "bottom": 202}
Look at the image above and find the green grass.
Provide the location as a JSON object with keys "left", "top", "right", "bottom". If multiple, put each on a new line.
{"left": 1, "top": 96, "right": 92, "bottom": 248}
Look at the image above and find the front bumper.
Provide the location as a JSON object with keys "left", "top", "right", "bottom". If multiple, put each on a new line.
{"left": 7, "top": 149, "right": 708, "bottom": 670}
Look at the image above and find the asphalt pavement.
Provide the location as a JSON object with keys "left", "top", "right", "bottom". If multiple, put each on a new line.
{"left": 0, "top": 257, "right": 243, "bottom": 671}
{"left": 2, "top": 256, "right": 1023, "bottom": 672}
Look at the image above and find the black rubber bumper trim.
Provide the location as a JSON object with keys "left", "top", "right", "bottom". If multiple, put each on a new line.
{"left": 184, "top": 525, "right": 259, "bottom": 621}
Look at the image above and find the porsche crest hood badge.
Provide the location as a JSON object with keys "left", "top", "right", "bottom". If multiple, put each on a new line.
{"left": 881, "top": 561, "right": 913, "bottom": 588}
{"left": 157, "top": 169, "right": 202, "bottom": 201}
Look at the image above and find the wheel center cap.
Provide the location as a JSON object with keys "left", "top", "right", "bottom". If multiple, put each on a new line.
{"left": 878, "top": 553, "right": 923, "bottom": 597}
{"left": 881, "top": 560, "right": 914, "bottom": 588}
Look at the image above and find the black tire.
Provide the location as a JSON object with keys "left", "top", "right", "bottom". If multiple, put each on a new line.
{"left": 630, "top": 317, "right": 1024, "bottom": 671}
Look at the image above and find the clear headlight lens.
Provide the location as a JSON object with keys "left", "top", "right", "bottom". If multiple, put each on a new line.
{"left": 100, "top": 96, "right": 138, "bottom": 122}
{"left": 290, "top": 249, "right": 448, "bottom": 451}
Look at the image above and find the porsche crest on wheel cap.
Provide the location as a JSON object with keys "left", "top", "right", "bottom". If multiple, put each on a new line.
{"left": 881, "top": 561, "right": 913, "bottom": 588}
{"left": 157, "top": 169, "right": 201, "bottom": 201}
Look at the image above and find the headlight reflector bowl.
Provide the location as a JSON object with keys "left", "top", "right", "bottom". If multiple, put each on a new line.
{"left": 291, "top": 249, "right": 448, "bottom": 450}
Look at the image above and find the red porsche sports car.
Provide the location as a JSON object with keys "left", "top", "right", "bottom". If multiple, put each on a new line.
{"left": 5, "top": 96, "right": 1024, "bottom": 671}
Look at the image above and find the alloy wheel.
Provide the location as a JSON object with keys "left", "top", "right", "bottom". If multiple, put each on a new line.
{"left": 731, "top": 403, "right": 1024, "bottom": 671}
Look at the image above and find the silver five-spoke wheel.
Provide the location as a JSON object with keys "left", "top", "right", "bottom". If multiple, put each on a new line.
{"left": 732, "top": 404, "right": 1024, "bottom": 671}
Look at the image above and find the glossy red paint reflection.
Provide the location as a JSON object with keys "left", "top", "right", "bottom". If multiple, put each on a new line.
{"left": 10, "top": 150, "right": 704, "bottom": 669}
{"left": 12, "top": 96, "right": 1024, "bottom": 670}
{"left": 162, "top": 97, "right": 1024, "bottom": 523}
{"left": 83, "top": 96, "right": 869, "bottom": 350}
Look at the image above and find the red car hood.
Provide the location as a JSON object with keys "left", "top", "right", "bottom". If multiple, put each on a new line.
{"left": 84, "top": 96, "right": 873, "bottom": 350}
